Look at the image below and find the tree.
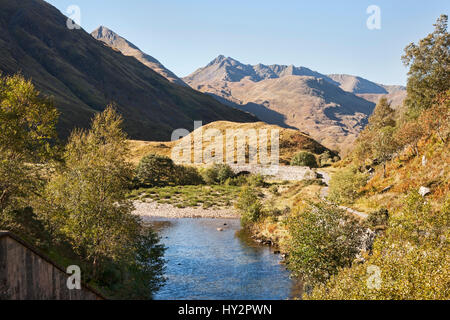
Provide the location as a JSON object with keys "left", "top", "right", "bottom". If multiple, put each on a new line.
{"left": 288, "top": 201, "right": 366, "bottom": 286}
{"left": 372, "top": 126, "right": 398, "bottom": 177}
{"left": 43, "top": 107, "right": 139, "bottom": 272}
{"left": 0, "top": 74, "right": 58, "bottom": 230}
{"left": 402, "top": 15, "right": 450, "bottom": 116}
{"left": 367, "top": 98, "right": 396, "bottom": 129}
{"left": 419, "top": 90, "right": 450, "bottom": 143}
{"left": 0, "top": 74, "right": 59, "bottom": 161}
{"left": 394, "top": 118, "right": 423, "bottom": 156}
{"left": 135, "top": 154, "right": 176, "bottom": 187}
{"left": 291, "top": 151, "right": 318, "bottom": 168}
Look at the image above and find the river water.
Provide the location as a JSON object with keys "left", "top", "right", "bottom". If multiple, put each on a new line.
{"left": 146, "top": 218, "right": 302, "bottom": 300}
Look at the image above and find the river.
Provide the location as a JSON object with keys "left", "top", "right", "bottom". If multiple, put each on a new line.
{"left": 146, "top": 217, "right": 302, "bottom": 300}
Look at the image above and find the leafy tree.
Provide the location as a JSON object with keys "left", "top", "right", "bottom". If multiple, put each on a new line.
{"left": 0, "top": 74, "right": 59, "bottom": 161}
{"left": 372, "top": 126, "right": 398, "bottom": 177}
{"left": 0, "top": 74, "right": 58, "bottom": 231}
{"left": 135, "top": 154, "right": 176, "bottom": 187}
{"left": 319, "top": 151, "right": 332, "bottom": 167}
{"left": 288, "top": 201, "right": 366, "bottom": 286}
{"left": 291, "top": 151, "right": 318, "bottom": 168}
{"left": 418, "top": 90, "right": 450, "bottom": 143}
{"left": 42, "top": 107, "right": 166, "bottom": 298}
{"left": 394, "top": 118, "right": 423, "bottom": 156}
{"left": 402, "top": 15, "right": 450, "bottom": 116}
{"left": 236, "top": 186, "right": 263, "bottom": 227}
{"left": 43, "top": 107, "right": 136, "bottom": 270}
{"left": 367, "top": 98, "right": 396, "bottom": 129}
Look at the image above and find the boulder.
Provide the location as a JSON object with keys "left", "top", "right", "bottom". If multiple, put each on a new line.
{"left": 419, "top": 186, "right": 431, "bottom": 197}
{"left": 422, "top": 155, "right": 427, "bottom": 167}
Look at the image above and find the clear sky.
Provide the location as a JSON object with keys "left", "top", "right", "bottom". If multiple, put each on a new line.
{"left": 46, "top": 0, "right": 449, "bottom": 85}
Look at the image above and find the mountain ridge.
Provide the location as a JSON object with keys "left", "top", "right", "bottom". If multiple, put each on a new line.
{"left": 91, "top": 26, "right": 187, "bottom": 87}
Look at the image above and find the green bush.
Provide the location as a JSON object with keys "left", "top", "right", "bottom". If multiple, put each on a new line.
{"left": 200, "top": 163, "right": 235, "bottom": 185}
{"left": 175, "top": 165, "right": 204, "bottom": 186}
{"left": 246, "top": 174, "right": 266, "bottom": 187}
{"left": 366, "top": 208, "right": 389, "bottom": 229}
{"left": 291, "top": 151, "right": 318, "bottom": 168}
{"left": 236, "top": 186, "right": 263, "bottom": 227}
{"left": 135, "top": 154, "right": 176, "bottom": 187}
{"left": 224, "top": 175, "right": 248, "bottom": 186}
{"left": 288, "top": 201, "right": 366, "bottom": 286}
{"left": 319, "top": 151, "right": 332, "bottom": 167}
{"left": 328, "top": 166, "right": 368, "bottom": 204}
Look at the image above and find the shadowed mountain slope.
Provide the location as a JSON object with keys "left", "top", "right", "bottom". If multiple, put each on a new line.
{"left": 0, "top": 0, "right": 257, "bottom": 140}
{"left": 91, "top": 26, "right": 187, "bottom": 87}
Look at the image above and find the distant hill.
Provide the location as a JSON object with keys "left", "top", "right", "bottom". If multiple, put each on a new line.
{"left": 128, "top": 121, "right": 334, "bottom": 165}
{"left": 184, "top": 56, "right": 390, "bottom": 153}
{"left": 327, "top": 74, "right": 407, "bottom": 108}
{"left": 91, "top": 26, "right": 187, "bottom": 87}
{"left": 0, "top": 0, "right": 257, "bottom": 140}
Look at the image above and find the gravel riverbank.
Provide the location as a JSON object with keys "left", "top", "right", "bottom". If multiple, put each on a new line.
{"left": 132, "top": 200, "right": 239, "bottom": 219}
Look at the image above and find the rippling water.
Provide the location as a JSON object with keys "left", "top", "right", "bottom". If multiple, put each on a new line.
{"left": 147, "top": 218, "right": 302, "bottom": 300}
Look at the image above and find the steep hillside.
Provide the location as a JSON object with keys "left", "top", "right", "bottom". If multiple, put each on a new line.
{"left": 128, "top": 121, "right": 333, "bottom": 165}
{"left": 0, "top": 0, "right": 257, "bottom": 140}
{"left": 91, "top": 26, "right": 186, "bottom": 87}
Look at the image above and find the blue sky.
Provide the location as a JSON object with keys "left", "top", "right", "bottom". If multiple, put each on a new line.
{"left": 47, "top": 0, "right": 449, "bottom": 85}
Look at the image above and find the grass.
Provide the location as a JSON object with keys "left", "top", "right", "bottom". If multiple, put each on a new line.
{"left": 128, "top": 121, "right": 334, "bottom": 165}
{"left": 128, "top": 185, "right": 242, "bottom": 209}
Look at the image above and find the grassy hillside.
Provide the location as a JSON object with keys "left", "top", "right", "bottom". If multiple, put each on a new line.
{"left": 128, "top": 121, "right": 334, "bottom": 165}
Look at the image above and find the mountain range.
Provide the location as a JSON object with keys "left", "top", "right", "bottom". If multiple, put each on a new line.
{"left": 0, "top": 0, "right": 407, "bottom": 154}
{"left": 183, "top": 56, "right": 406, "bottom": 153}
{"left": 0, "top": 0, "right": 257, "bottom": 140}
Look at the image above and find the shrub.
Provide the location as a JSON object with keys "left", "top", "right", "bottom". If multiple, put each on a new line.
{"left": 200, "top": 163, "right": 235, "bottom": 185}
{"left": 224, "top": 175, "right": 248, "bottom": 186}
{"left": 287, "top": 201, "right": 366, "bottom": 286}
{"left": 366, "top": 208, "right": 389, "bottom": 229}
{"left": 246, "top": 174, "right": 266, "bottom": 187}
{"left": 236, "top": 186, "right": 263, "bottom": 227}
{"left": 291, "top": 151, "right": 318, "bottom": 168}
{"left": 328, "top": 166, "right": 368, "bottom": 204}
{"left": 175, "top": 166, "right": 204, "bottom": 186}
{"left": 319, "top": 151, "right": 332, "bottom": 167}
{"left": 306, "top": 192, "right": 450, "bottom": 300}
{"left": 216, "top": 164, "right": 235, "bottom": 184}
{"left": 135, "top": 154, "right": 176, "bottom": 187}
